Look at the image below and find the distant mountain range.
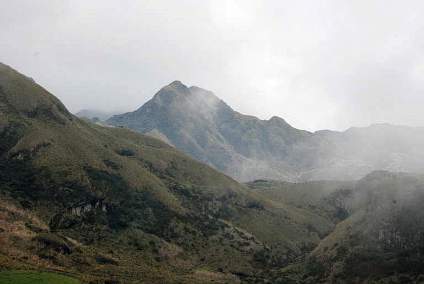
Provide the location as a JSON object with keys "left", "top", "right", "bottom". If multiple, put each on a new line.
{"left": 107, "top": 81, "right": 424, "bottom": 182}
{"left": 75, "top": 109, "right": 119, "bottom": 121}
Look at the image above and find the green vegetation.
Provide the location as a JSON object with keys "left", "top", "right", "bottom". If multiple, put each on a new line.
{"left": 0, "top": 62, "right": 320, "bottom": 283}
{"left": 2, "top": 62, "right": 424, "bottom": 283}
{"left": 286, "top": 172, "right": 424, "bottom": 283}
{"left": 0, "top": 271, "right": 80, "bottom": 284}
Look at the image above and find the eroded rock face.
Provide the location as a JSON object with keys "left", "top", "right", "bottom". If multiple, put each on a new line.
{"left": 68, "top": 200, "right": 108, "bottom": 216}
{"left": 48, "top": 199, "right": 109, "bottom": 230}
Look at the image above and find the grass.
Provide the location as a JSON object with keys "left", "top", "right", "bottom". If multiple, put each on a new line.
{"left": 4, "top": 62, "right": 424, "bottom": 283}
{"left": 0, "top": 270, "right": 80, "bottom": 284}
{"left": 0, "top": 62, "right": 283, "bottom": 282}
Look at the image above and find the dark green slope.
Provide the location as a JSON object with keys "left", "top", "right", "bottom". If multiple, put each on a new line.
{"left": 0, "top": 63, "right": 337, "bottom": 283}
{"left": 306, "top": 172, "right": 424, "bottom": 283}
{"left": 3, "top": 63, "right": 423, "bottom": 284}
{"left": 259, "top": 172, "right": 424, "bottom": 284}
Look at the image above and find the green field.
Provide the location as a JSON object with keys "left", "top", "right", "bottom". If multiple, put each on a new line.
{"left": 0, "top": 271, "right": 80, "bottom": 284}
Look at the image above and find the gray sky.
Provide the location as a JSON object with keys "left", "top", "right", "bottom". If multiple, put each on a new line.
{"left": 1, "top": 0, "right": 424, "bottom": 131}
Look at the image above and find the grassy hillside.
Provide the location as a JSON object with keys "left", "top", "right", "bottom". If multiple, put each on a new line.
{"left": 306, "top": 172, "right": 424, "bottom": 283}
{"left": 0, "top": 62, "right": 262, "bottom": 282}
{"left": 244, "top": 180, "right": 354, "bottom": 269}
{"left": 247, "top": 180, "right": 354, "bottom": 222}
{"left": 0, "top": 271, "right": 80, "bottom": 284}
{"left": 258, "top": 172, "right": 424, "bottom": 283}
{"left": 0, "top": 63, "right": 342, "bottom": 283}
{"left": 3, "top": 63, "right": 424, "bottom": 283}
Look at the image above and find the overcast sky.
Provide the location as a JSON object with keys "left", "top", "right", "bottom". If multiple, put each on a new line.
{"left": 1, "top": 0, "right": 424, "bottom": 131}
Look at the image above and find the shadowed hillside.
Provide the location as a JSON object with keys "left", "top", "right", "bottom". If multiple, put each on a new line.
{"left": 2, "top": 63, "right": 424, "bottom": 283}
{"left": 0, "top": 63, "right": 342, "bottom": 283}
{"left": 303, "top": 171, "right": 424, "bottom": 283}
{"left": 255, "top": 172, "right": 424, "bottom": 283}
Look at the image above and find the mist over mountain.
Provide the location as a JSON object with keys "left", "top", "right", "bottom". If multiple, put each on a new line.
{"left": 75, "top": 109, "right": 120, "bottom": 121}
{"left": 3, "top": 0, "right": 424, "bottom": 282}
{"left": 251, "top": 171, "right": 424, "bottom": 283}
{"left": 0, "top": 62, "right": 349, "bottom": 283}
{"left": 1, "top": 63, "right": 424, "bottom": 283}
{"left": 108, "top": 82, "right": 424, "bottom": 182}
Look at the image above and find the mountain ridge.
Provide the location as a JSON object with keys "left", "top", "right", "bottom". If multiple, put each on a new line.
{"left": 108, "top": 81, "right": 424, "bottom": 182}
{"left": 0, "top": 62, "right": 342, "bottom": 283}
{"left": 2, "top": 63, "right": 424, "bottom": 283}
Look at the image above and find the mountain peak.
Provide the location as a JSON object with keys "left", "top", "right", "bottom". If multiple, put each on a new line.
{"left": 167, "top": 80, "right": 188, "bottom": 90}
{"left": 144, "top": 80, "right": 190, "bottom": 107}
{"left": 151, "top": 81, "right": 225, "bottom": 109}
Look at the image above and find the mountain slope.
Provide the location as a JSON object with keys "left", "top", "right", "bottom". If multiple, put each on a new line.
{"left": 108, "top": 82, "right": 424, "bottom": 182}
{"left": 304, "top": 171, "right": 424, "bottom": 283}
{"left": 249, "top": 172, "right": 424, "bottom": 283}
{"left": 108, "top": 81, "right": 311, "bottom": 181}
{"left": 0, "top": 63, "right": 340, "bottom": 283}
{"left": 3, "top": 63, "right": 424, "bottom": 283}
